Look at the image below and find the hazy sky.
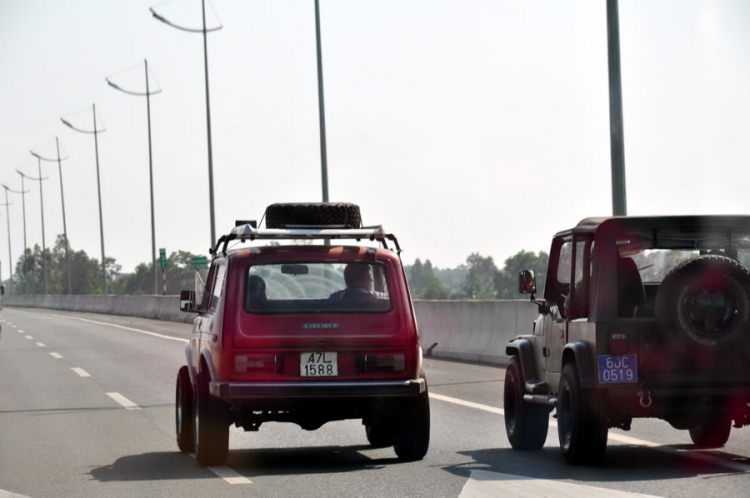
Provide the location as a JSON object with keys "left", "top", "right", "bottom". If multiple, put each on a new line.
{"left": 2, "top": 0, "right": 750, "bottom": 277}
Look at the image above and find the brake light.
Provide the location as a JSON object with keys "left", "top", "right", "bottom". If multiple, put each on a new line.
{"left": 609, "top": 333, "right": 628, "bottom": 355}
{"left": 235, "top": 355, "right": 279, "bottom": 374}
{"left": 358, "top": 354, "right": 405, "bottom": 373}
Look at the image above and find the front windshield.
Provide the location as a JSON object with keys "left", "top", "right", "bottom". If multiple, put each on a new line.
{"left": 246, "top": 262, "right": 391, "bottom": 313}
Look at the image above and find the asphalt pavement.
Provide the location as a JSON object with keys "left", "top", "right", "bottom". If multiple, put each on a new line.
{"left": 1, "top": 307, "right": 749, "bottom": 497}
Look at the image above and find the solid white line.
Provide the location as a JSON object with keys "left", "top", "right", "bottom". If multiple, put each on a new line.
{"left": 186, "top": 454, "right": 253, "bottom": 484}
{"left": 106, "top": 392, "right": 141, "bottom": 410}
{"left": 24, "top": 335, "right": 33, "bottom": 340}
{"left": 429, "top": 392, "right": 750, "bottom": 473}
{"left": 35, "top": 342, "right": 45, "bottom": 347}
{"left": 49, "top": 352, "right": 63, "bottom": 359}
{"left": 71, "top": 367, "right": 91, "bottom": 378}
{"left": 49, "top": 313, "right": 189, "bottom": 344}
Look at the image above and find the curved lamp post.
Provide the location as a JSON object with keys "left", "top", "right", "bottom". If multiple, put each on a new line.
{"left": 1, "top": 184, "right": 29, "bottom": 294}
{"left": 16, "top": 167, "right": 48, "bottom": 294}
{"left": 0, "top": 195, "right": 12, "bottom": 295}
{"left": 107, "top": 59, "right": 162, "bottom": 295}
{"left": 151, "top": 0, "right": 222, "bottom": 247}
{"left": 61, "top": 105, "right": 108, "bottom": 294}
{"left": 31, "top": 137, "right": 72, "bottom": 295}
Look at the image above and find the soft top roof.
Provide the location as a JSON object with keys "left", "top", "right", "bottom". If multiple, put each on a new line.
{"left": 556, "top": 215, "right": 750, "bottom": 239}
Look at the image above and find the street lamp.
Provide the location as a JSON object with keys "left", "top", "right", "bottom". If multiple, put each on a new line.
{"left": 17, "top": 163, "right": 49, "bottom": 294}
{"left": 0, "top": 196, "right": 12, "bottom": 295}
{"left": 61, "top": 104, "right": 108, "bottom": 294}
{"left": 1, "top": 184, "right": 29, "bottom": 294}
{"left": 151, "top": 0, "right": 222, "bottom": 247}
{"left": 30, "top": 137, "right": 72, "bottom": 295}
{"left": 107, "top": 59, "right": 163, "bottom": 295}
{"left": 314, "top": 0, "right": 329, "bottom": 203}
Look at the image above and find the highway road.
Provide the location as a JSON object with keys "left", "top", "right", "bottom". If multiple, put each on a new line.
{"left": 1, "top": 307, "right": 750, "bottom": 497}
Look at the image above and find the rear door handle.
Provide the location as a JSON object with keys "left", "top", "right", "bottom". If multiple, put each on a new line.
{"left": 560, "top": 329, "right": 565, "bottom": 338}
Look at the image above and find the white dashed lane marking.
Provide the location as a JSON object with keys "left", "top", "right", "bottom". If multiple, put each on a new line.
{"left": 106, "top": 392, "right": 141, "bottom": 410}
{"left": 187, "top": 455, "right": 253, "bottom": 485}
{"left": 24, "top": 335, "right": 33, "bottom": 340}
{"left": 49, "top": 352, "right": 63, "bottom": 359}
{"left": 35, "top": 342, "right": 45, "bottom": 347}
{"left": 71, "top": 368, "right": 91, "bottom": 378}
{"left": 429, "top": 392, "right": 750, "bottom": 473}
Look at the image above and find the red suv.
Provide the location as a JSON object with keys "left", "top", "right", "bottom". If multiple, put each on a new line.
{"left": 175, "top": 203, "right": 430, "bottom": 465}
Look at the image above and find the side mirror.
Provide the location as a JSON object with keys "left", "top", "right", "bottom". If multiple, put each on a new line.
{"left": 0, "top": 285, "right": 5, "bottom": 296}
{"left": 518, "top": 270, "right": 537, "bottom": 295}
{"left": 180, "top": 290, "right": 197, "bottom": 313}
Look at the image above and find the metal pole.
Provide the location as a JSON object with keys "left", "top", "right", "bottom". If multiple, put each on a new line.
{"left": 314, "top": 0, "right": 329, "bottom": 203}
{"left": 56, "top": 137, "right": 72, "bottom": 295}
{"left": 37, "top": 158, "right": 47, "bottom": 294}
{"left": 92, "top": 104, "right": 107, "bottom": 294}
{"left": 145, "top": 59, "right": 158, "bottom": 295}
{"left": 19, "top": 175, "right": 27, "bottom": 294}
{"left": 202, "top": 0, "right": 217, "bottom": 247}
{"left": 607, "top": 0, "right": 627, "bottom": 216}
{"left": 3, "top": 189, "right": 11, "bottom": 295}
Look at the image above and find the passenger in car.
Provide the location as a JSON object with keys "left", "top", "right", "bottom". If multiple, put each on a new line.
{"left": 246, "top": 275, "right": 267, "bottom": 307}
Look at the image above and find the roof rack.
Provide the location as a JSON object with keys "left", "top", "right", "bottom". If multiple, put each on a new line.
{"left": 210, "top": 223, "right": 402, "bottom": 257}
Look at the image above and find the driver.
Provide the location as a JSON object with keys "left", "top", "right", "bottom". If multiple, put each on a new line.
{"left": 330, "top": 264, "right": 375, "bottom": 299}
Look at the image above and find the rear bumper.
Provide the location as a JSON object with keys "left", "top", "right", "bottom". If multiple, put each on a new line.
{"left": 209, "top": 378, "right": 426, "bottom": 401}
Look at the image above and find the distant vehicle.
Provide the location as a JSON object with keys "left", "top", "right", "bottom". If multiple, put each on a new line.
{"left": 505, "top": 216, "right": 750, "bottom": 465}
{"left": 175, "top": 203, "right": 429, "bottom": 466}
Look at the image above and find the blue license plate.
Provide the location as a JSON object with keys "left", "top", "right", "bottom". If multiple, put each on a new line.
{"left": 598, "top": 354, "right": 638, "bottom": 383}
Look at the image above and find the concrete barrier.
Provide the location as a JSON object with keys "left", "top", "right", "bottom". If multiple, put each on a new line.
{"left": 414, "top": 300, "right": 538, "bottom": 365}
{"left": 3, "top": 295, "right": 539, "bottom": 365}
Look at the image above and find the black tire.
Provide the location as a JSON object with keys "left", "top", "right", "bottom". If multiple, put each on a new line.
{"left": 365, "top": 423, "right": 395, "bottom": 448}
{"left": 393, "top": 376, "right": 430, "bottom": 461}
{"left": 557, "top": 363, "right": 609, "bottom": 465}
{"left": 504, "top": 357, "right": 549, "bottom": 450}
{"left": 175, "top": 366, "right": 194, "bottom": 453}
{"left": 193, "top": 370, "right": 230, "bottom": 466}
{"left": 265, "top": 203, "right": 362, "bottom": 229}
{"left": 656, "top": 255, "right": 750, "bottom": 351}
{"left": 689, "top": 416, "right": 732, "bottom": 448}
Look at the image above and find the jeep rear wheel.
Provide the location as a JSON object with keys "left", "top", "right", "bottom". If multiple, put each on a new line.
{"left": 365, "top": 422, "right": 395, "bottom": 448}
{"left": 393, "top": 376, "right": 430, "bottom": 461}
{"left": 175, "top": 366, "right": 194, "bottom": 453}
{"left": 689, "top": 415, "right": 732, "bottom": 448}
{"left": 193, "top": 371, "right": 230, "bottom": 466}
{"left": 265, "top": 203, "right": 362, "bottom": 229}
{"left": 504, "top": 357, "right": 549, "bottom": 450}
{"left": 557, "top": 363, "right": 608, "bottom": 465}
{"left": 656, "top": 255, "right": 750, "bottom": 351}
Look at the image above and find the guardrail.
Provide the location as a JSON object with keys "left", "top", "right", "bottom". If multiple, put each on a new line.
{"left": 2, "top": 295, "right": 539, "bottom": 365}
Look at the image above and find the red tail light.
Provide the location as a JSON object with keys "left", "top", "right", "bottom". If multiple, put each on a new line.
{"left": 609, "top": 333, "right": 628, "bottom": 355}
{"left": 235, "top": 355, "right": 280, "bottom": 374}
{"left": 358, "top": 354, "right": 405, "bottom": 373}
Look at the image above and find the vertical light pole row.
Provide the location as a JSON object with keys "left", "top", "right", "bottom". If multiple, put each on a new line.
{"left": 1, "top": 184, "right": 30, "bottom": 294}
{"left": 31, "top": 137, "right": 72, "bottom": 295}
{"left": 107, "top": 60, "right": 162, "bottom": 295}
{"left": 61, "top": 105, "right": 108, "bottom": 294}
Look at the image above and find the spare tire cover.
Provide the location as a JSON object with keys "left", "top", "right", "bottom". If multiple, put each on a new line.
{"left": 265, "top": 203, "right": 362, "bottom": 229}
{"left": 655, "top": 255, "right": 750, "bottom": 350}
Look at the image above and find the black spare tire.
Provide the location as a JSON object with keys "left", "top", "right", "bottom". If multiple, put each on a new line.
{"left": 655, "top": 255, "right": 750, "bottom": 351}
{"left": 265, "top": 203, "right": 362, "bottom": 229}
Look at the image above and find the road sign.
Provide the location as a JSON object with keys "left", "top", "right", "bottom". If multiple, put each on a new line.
{"left": 192, "top": 256, "right": 209, "bottom": 269}
{"left": 159, "top": 248, "right": 167, "bottom": 269}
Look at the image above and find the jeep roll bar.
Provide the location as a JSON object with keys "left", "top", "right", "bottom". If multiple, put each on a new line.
{"left": 210, "top": 223, "right": 402, "bottom": 257}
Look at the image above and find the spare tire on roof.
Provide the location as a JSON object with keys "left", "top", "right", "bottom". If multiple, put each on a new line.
{"left": 655, "top": 255, "right": 750, "bottom": 351}
{"left": 265, "top": 203, "right": 362, "bottom": 229}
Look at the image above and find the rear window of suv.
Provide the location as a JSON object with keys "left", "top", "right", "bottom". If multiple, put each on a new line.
{"left": 245, "top": 262, "right": 392, "bottom": 314}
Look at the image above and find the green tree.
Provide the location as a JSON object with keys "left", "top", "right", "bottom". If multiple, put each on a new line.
{"left": 457, "top": 253, "right": 499, "bottom": 299}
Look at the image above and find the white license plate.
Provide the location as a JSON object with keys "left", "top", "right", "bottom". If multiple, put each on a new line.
{"left": 300, "top": 352, "right": 338, "bottom": 377}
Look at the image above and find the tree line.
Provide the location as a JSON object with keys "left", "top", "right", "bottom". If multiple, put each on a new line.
{"left": 4, "top": 234, "right": 207, "bottom": 296}
{"left": 405, "top": 250, "right": 548, "bottom": 300}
